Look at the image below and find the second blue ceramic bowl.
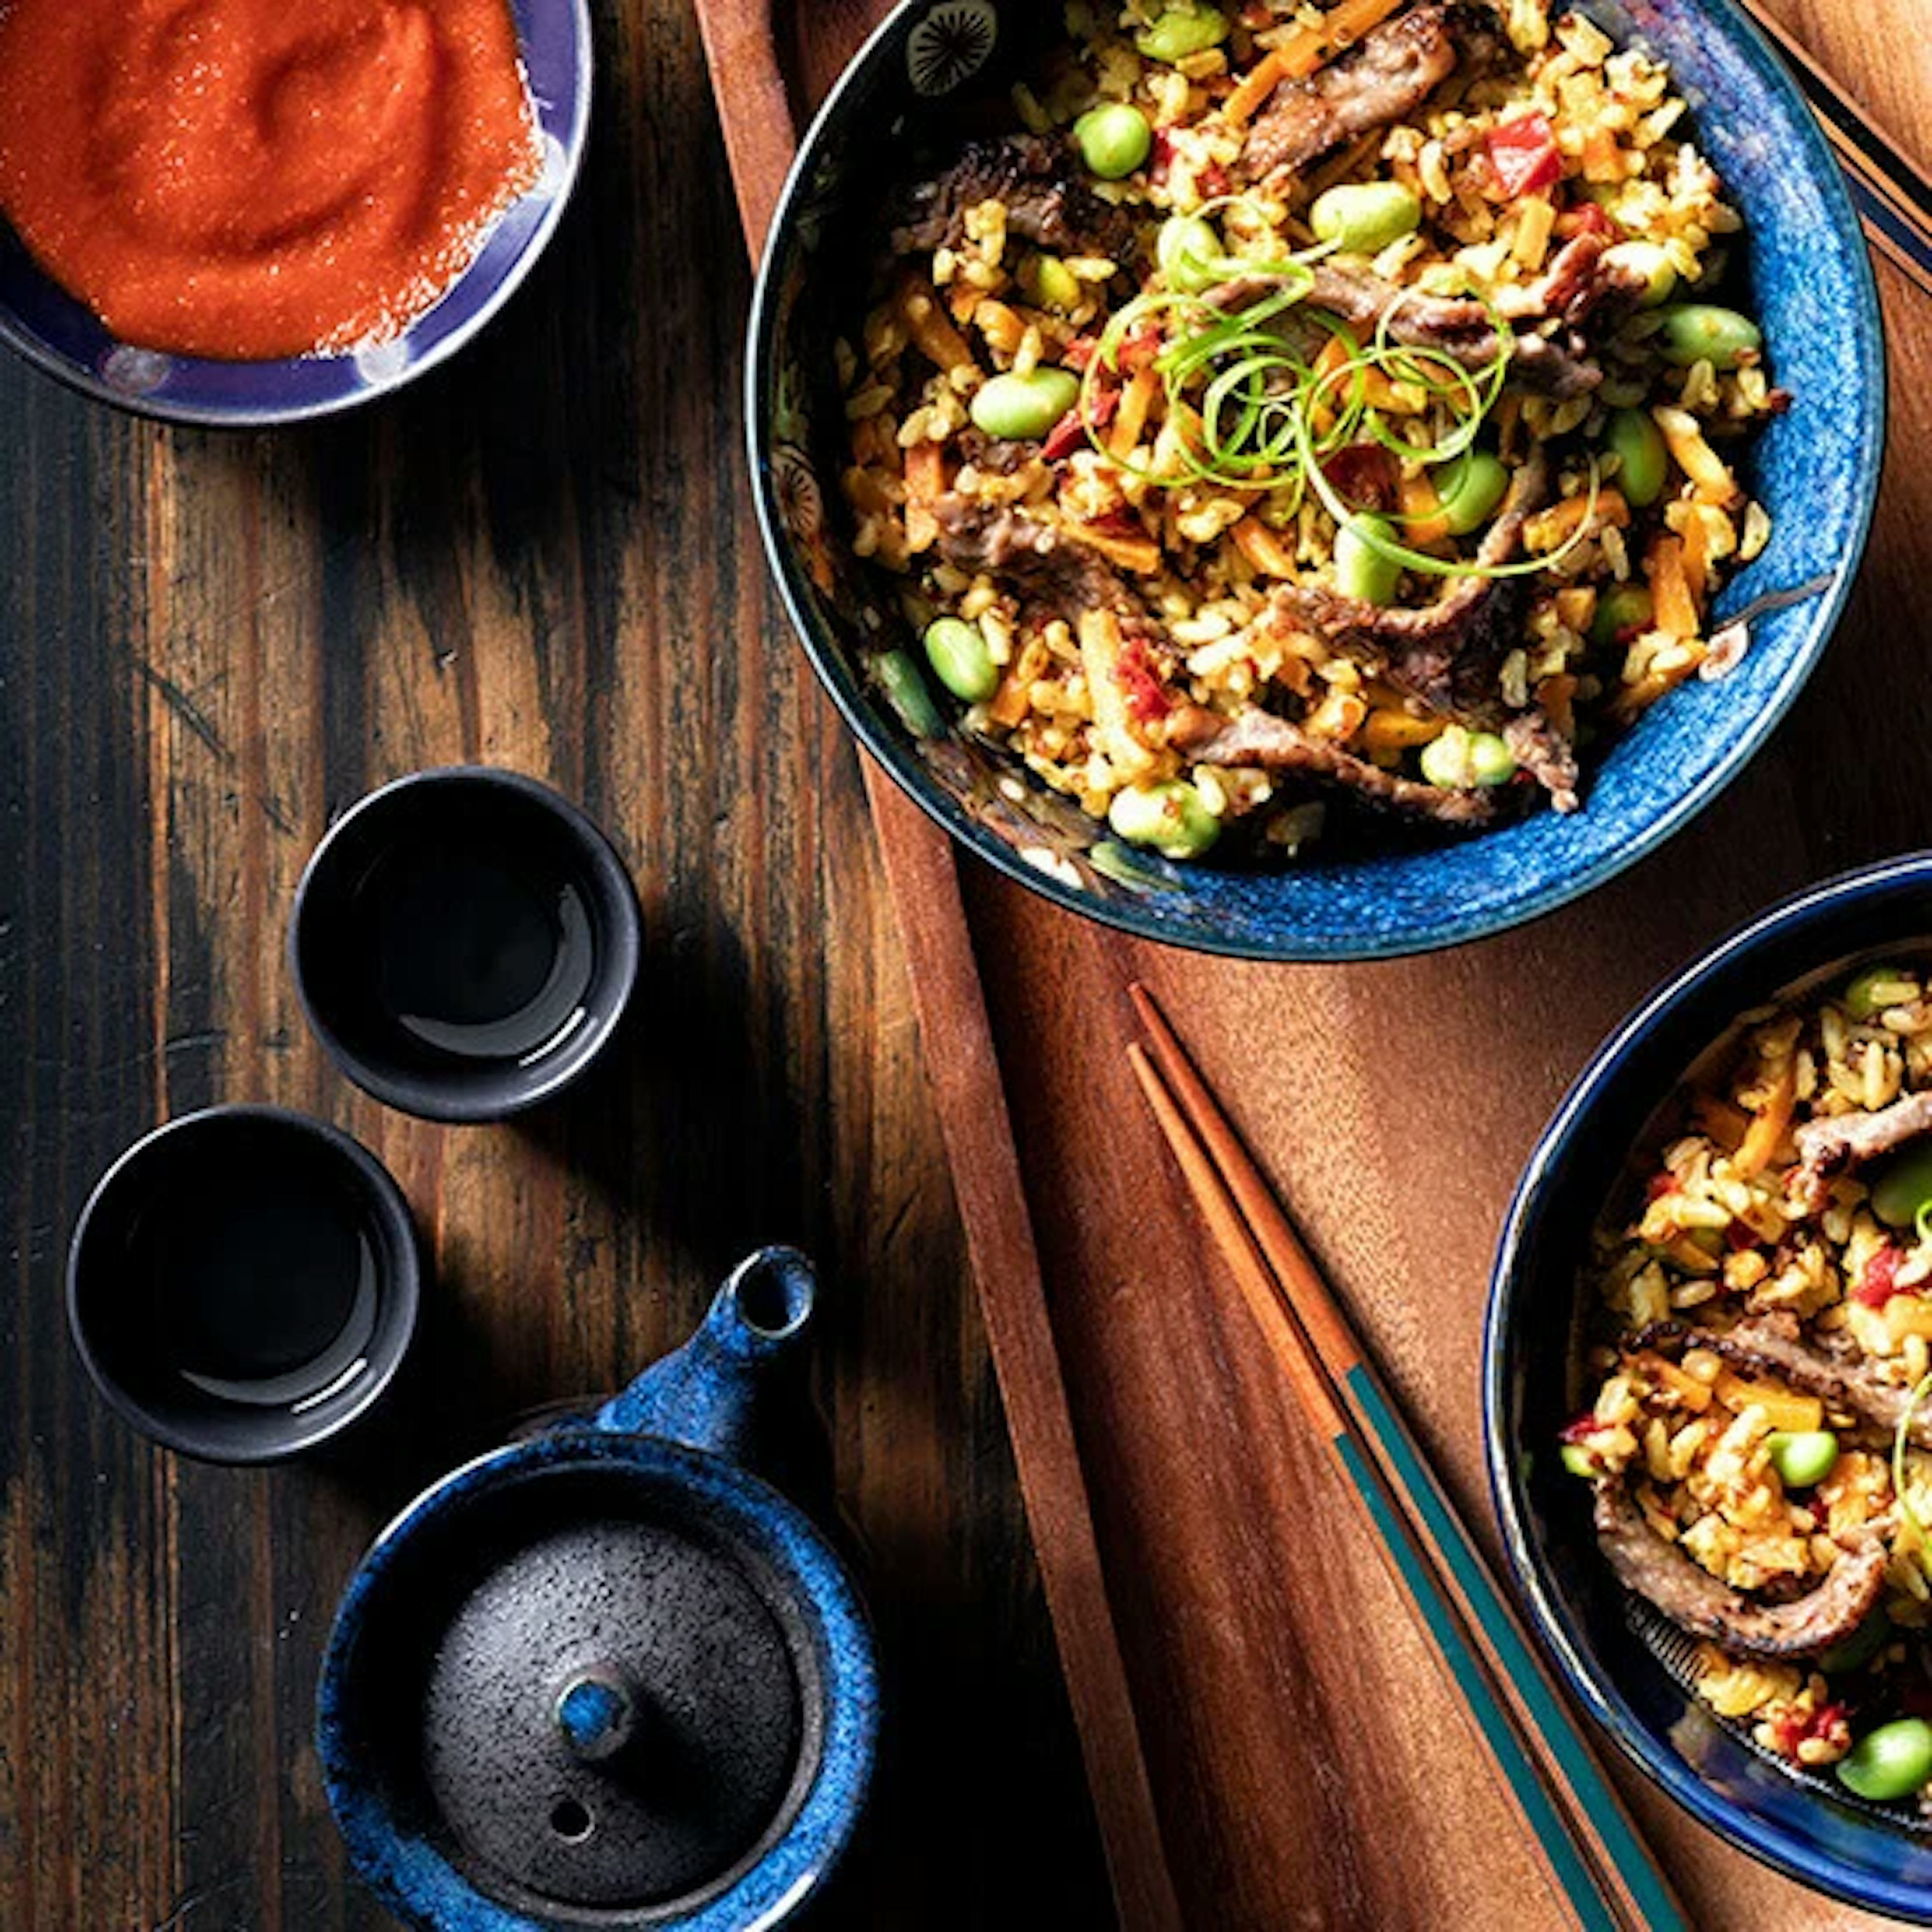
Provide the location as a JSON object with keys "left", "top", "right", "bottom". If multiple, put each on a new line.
{"left": 1486, "top": 852, "right": 1932, "bottom": 1919}
{"left": 0, "top": 0, "right": 592, "bottom": 426}
{"left": 749, "top": 0, "right": 1884, "bottom": 960}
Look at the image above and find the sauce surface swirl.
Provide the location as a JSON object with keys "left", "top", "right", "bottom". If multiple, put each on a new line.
{"left": 0, "top": 0, "right": 543, "bottom": 359}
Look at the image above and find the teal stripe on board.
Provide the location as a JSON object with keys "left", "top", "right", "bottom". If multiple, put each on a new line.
{"left": 1343, "top": 1366, "right": 1688, "bottom": 1932}
{"left": 1335, "top": 1434, "right": 1618, "bottom": 1932}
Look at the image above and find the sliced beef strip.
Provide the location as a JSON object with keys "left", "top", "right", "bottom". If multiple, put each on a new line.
{"left": 1204, "top": 263, "right": 1603, "bottom": 399}
{"left": 1592, "top": 1480, "right": 1887, "bottom": 1660}
{"left": 1166, "top": 705, "right": 1497, "bottom": 825}
{"left": 1266, "top": 449, "right": 1582, "bottom": 810}
{"left": 1241, "top": 3, "right": 1501, "bottom": 184}
{"left": 1497, "top": 230, "right": 1649, "bottom": 332}
{"left": 1639, "top": 1313, "right": 1932, "bottom": 1451}
{"left": 1792, "top": 1091, "right": 1932, "bottom": 1213}
{"left": 932, "top": 497, "right": 1161, "bottom": 640}
{"left": 892, "top": 134, "right": 1139, "bottom": 263}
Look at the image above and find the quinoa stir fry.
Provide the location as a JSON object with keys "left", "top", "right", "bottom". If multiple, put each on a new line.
{"left": 838, "top": 0, "right": 1782, "bottom": 863}
{"left": 1565, "top": 962, "right": 1932, "bottom": 1810}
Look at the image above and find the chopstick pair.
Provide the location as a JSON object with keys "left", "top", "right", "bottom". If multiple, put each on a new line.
{"left": 1126, "top": 985, "right": 1687, "bottom": 1932}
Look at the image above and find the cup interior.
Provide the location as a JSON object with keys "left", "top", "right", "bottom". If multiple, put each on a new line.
{"left": 291, "top": 770, "right": 641, "bottom": 1122}
{"left": 67, "top": 1107, "right": 421, "bottom": 1463}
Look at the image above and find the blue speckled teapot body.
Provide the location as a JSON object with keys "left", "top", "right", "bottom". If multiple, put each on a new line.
{"left": 317, "top": 1248, "right": 878, "bottom": 1932}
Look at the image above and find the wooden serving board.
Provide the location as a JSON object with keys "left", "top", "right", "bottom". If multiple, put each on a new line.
{"left": 700, "top": 1, "right": 1932, "bottom": 1926}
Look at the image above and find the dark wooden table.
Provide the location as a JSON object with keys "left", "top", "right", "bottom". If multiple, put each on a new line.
{"left": 0, "top": 3, "right": 1116, "bottom": 1923}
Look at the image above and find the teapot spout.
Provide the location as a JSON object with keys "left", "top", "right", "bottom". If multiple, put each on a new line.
{"left": 595, "top": 1247, "right": 817, "bottom": 1463}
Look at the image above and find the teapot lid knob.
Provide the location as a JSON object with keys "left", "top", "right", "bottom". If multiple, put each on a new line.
{"left": 553, "top": 1666, "right": 638, "bottom": 1763}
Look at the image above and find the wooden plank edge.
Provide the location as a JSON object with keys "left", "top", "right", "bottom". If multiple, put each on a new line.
{"left": 689, "top": 6, "right": 1185, "bottom": 1925}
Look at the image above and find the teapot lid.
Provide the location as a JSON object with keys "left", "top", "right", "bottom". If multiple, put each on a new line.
{"left": 339, "top": 1454, "right": 820, "bottom": 1922}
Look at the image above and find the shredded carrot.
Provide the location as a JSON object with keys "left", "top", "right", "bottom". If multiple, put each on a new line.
{"left": 1231, "top": 514, "right": 1298, "bottom": 578}
{"left": 1109, "top": 365, "right": 1160, "bottom": 461}
{"left": 1273, "top": 0, "right": 1406, "bottom": 82}
{"left": 1361, "top": 707, "right": 1443, "bottom": 753}
{"left": 1069, "top": 522, "right": 1162, "bottom": 574}
{"left": 1734, "top": 1066, "right": 1795, "bottom": 1176}
{"left": 1398, "top": 469, "right": 1450, "bottom": 547}
{"left": 894, "top": 272, "right": 976, "bottom": 375}
{"left": 1535, "top": 673, "right": 1577, "bottom": 741}
{"left": 904, "top": 442, "right": 945, "bottom": 553}
{"left": 1646, "top": 533, "right": 1699, "bottom": 640}
{"left": 1653, "top": 406, "right": 1739, "bottom": 507}
{"left": 1680, "top": 505, "right": 1710, "bottom": 607}
{"left": 1525, "top": 488, "right": 1629, "bottom": 552}
{"left": 988, "top": 671, "right": 1031, "bottom": 728}
{"left": 1713, "top": 1369, "right": 1821, "bottom": 1434}
{"left": 1224, "top": 49, "right": 1286, "bottom": 124}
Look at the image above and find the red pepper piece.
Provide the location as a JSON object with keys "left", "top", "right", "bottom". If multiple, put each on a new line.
{"left": 1116, "top": 639, "right": 1172, "bottom": 723}
{"left": 1487, "top": 112, "right": 1563, "bottom": 199}
{"left": 1556, "top": 200, "right": 1616, "bottom": 239}
{"left": 1320, "top": 442, "right": 1400, "bottom": 512}
{"left": 1855, "top": 1244, "right": 1907, "bottom": 1309}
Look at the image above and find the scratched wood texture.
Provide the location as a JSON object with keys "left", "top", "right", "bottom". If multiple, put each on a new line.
{"left": 0, "top": 2, "right": 1114, "bottom": 1926}
{"left": 737, "top": 1, "right": 1931, "bottom": 1927}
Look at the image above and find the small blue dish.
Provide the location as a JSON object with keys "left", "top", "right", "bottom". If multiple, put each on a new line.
{"left": 1486, "top": 852, "right": 1932, "bottom": 1919}
{"left": 318, "top": 1248, "right": 878, "bottom": 1931}
{"left": 0, "top": 0, "right": 591, "bottom": 427}
{"left": 748, "top": 0, "right": 1884, "bottom": 961}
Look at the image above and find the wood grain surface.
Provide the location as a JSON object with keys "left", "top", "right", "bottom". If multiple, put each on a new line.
{"left": 723, "top": 1, "right": 1931, "bottom": 1928}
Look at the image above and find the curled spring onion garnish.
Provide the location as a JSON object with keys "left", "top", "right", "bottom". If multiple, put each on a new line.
{"left": 1894, "top": 1371, "right": 1932, "bottom": 1576}
{"left": 1077, "top": 269, "right": 1597, "bottom": 581}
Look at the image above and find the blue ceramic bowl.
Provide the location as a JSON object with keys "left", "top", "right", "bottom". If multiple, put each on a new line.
{"left": 1486, "top": 853, "right": 1932, "bottom": 1919}
{"left": 0, "top": 0, "right": 592, "bottom": 427}
{"left": 748, "top": 0, "right": 1884, "bottom": 961}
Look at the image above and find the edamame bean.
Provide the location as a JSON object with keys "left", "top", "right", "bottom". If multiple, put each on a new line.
{"left": 1820, "top": 1610, "right": 1891, "bottom": 1676}
{"left": 971, "top": 368, "right": 1080, "bottom": 441}
{"left": 1335, "top": 513, "right": 1403, "bottom": 605}
{"left": 876, "top": 651, "right": 942, "bottom": 738}
{"left": 1022, "top": 254, "right": 1082, "bottom": 312}
{"left": 1310, "top": 180, "right": 1423, "bottom": 256}
{"left": 1606, "top": 408, "right": 1669, "bottom": 508}
{"left": 1107, "top": 780, "right": 1222, "bottom": 859}
{"left": 1559, "top": 1443, "right": 1597, "bottom": 1479}
{"left": 1839, "top": 1719, "right": 1932, "bottom": 1803}
{"left": 1603, "top": 239, "right": 1678, "bottom": 307}
{"left": 1870, "top": 1144, "right": 1932, "bottom": 1230}
{"left": 1591, "top": 582, "right": 1653, "bottom": 649}
{"left": 922, "top": 616, "right": 999, "bottom": 703}
{"left": 1135, "top": 3, "right": 1228, "bottom": 61}
{"left": 1846, "top": 963, "right": 1917, "bottom": 1020}
{"left": 1157, "top": 214, "right": 1223, "bottom": 293}
{"left": 1433, "top": 449, "right": 1509, "bottom": 535}
{"left": 1766, "top": 1430, "right": 1839, "bottom": 1488}
{"left": 1419, "top": 726, "right": 1517, "bottom": 789}
{"left": 1655, "top": 303, "right": 1762, "bottom": 369}
{"left": 1073, "top": 102, "right": 1152, "bottom": 180}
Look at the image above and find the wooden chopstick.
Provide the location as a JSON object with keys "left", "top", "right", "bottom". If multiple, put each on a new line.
{"left": 1128, "top": 987, "right": 1689, "bottom": 1932}
{"left": 1734, "top": 0, "right": 1932, "bottom": 297}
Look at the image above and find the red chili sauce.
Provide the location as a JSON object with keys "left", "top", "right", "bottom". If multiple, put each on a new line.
{"left": 0, "top": 0, "right": 543, "bottom": 360}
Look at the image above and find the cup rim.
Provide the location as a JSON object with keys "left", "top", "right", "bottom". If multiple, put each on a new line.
{"left": 66, "top": 1102, "right": 423, "bottom": 1465}
{"left": 289, "top": 766, "right": 643, "bottom": 1123}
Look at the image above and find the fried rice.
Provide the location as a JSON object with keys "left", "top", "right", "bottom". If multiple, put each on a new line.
{"left": 838, "top": 0, "right": 1781, "bottom": 862}
{"left": 1568, "top": 960, "right": 1932, "bottom": 1800}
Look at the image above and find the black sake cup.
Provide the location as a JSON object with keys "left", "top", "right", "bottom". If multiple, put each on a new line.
{"left": 67, "top": 1105, "right": 422, "bottom": 1463}
{"left": 290, "top": 768, "right": 642, "bottom": 1123}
